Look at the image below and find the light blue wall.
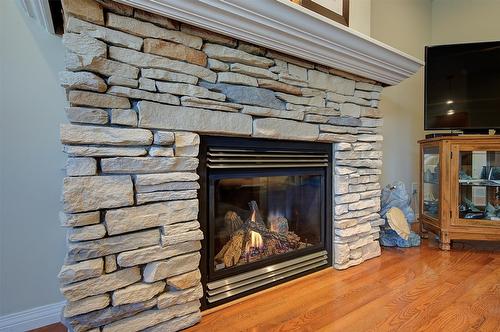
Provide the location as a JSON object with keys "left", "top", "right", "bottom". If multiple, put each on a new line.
{"left": 0, "top": 1, "right": 67, "bottom": 315}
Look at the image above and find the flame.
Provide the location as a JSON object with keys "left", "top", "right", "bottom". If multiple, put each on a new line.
{"left": 245, "top": 230, "right": 264, "bottom": 254}
{"left": 250, "top": 231, "right": 263, "bottom": 249}
{"left": 250, "top": 209, "right": 256, "bottom": 222}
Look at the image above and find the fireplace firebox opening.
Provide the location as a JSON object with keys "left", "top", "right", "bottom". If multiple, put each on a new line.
{"left": 198, "top": 136, "right": 332, "bottom": 309}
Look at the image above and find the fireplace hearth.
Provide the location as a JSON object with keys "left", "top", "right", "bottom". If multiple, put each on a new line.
{"left": 198, "top": 137, "right": 332, "bottom": 308}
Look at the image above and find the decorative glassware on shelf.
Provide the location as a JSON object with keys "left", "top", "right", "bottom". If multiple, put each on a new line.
{"left": 458, "top": 150, "right": 500, "bottom": 221}
{"left": 422, "top": 146, "right": 440, "bottom": 219}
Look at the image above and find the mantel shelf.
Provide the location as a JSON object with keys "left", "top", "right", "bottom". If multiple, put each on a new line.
{"left": 116, "top": 0, "right": 423, "bottom": 85}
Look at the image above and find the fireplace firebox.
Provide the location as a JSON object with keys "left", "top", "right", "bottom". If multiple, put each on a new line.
{"left": 198, "top": 137, "right": 332, "bottom": 308}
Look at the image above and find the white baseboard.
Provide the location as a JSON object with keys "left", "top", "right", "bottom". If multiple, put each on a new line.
{"left": 0, "top": 301, "right": 65, "bottom": 332}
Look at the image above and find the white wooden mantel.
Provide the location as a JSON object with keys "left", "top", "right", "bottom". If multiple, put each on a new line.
{"left": 23, "top": 0, "right": 423, "bottom": 85}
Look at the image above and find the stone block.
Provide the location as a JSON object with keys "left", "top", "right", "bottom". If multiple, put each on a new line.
{"left": 62, "top": 298, "right": 156, "bottom": 332}
{"left": 134, "top": 9, "right": 179, "bottom": 30}
{"left": 136, "top": 181, "right": 199, "bottom": 193}
{"left": 203, "top": 43, "right": 273, "bottom": 68}
{"left": 135, "top": 172, "right": 199, "bottom": 186}
{"left": 61, "top": 267, "right": 140, "bottom": 302}
{"left": 112, "top": 281, "right": 165, "bottom": 306}
{"left": 355, "top": 81, "right": 383, "bottom": 92}
{"left": 106, "top": 13, "right": 202, "bottom": 49}
{"left": 218, "top": 72, "right": 258, "bottom": 87}
{"left": 60, "top": 211, "right": 100, "bottom": 227}
{"left": 102, "top": 300, "right": 200, "bottom": 332}
{"left": 180, "top": 96, "right": 241, "bottom": 112}
{"left": 334, "top": 243, "right": 350, "bottom": 265}
{"left": 143, "top": 311, "right": 201, "bottom": 332}
{"left": 144, "top": 38, "right": 207, "bottom": 66}
{"left": 320, "top": 124, "right": 358, "bottom": 134}
{"left": 68, "top": 224, "right": 107, "bottom": 242}
{"left": 167, "top": 269, "right": 201, "bottom": 290}
{"left": 68, "top": 90, "right": 130, "bottom": 109}
{"left": 161, "top": 229, "right": 204, "bottom": 246}
{"left": 139, "top": 77, "right": 156, "bottom": 92}
{"left": 109, "top": 46, "right": 216, "bottom": 82}
{"left": 317, "top": 133, "right": 357, "bottom": 143}
{"left": 174, "top": 132, "right": 200, "bottom": 157}
{"left": 58, "top": 258, "right": 103, "bottom": 284}
{"left": 66, "top": 229, "right": 160, "bottom": 262}
{"left": 308, "top": 70, "right": 355, "bottom": 95}
{"left": 181, "top": 24, "right": 236, "bottom": 47}
{"left": 66, "top": 157, "right": 97, "bottom": 176}
{"left": 162, "top": 221, "right": 200, "bottom": 236}
{"left": 156, "top": 81, "right": 224, "bottom": 101}
{"left": 276, "top": 93, "right": 325, "bottom": 107}
{"left": 143, "top": 252, "right": 201, "bottom": 282}
{"left": 253, "top": 118, "right": 319, "bottom": 141}
{"left": 335, "top": 222, "right": 372, "bottom": 237}
{"left": 61, "top": 124, "right": 152, "bottom": 146}
{"left": 107, "top": 75, "right": 139, "bottom": 88}
{"left": 138, "top": 101, "right": 253, "bottom": 135}
{"left": 153, "top": 131, "right": 175, "bottom": 145}
{"left": 157, "top": 284, "right": 203, "bottom": 308}
{"left": 208, "top": 58, "right": 229, "bottom": 72}
{"left": 65, "top": 107, "right": 108, "bottom": 125}
{"left": 105, "top": 254, "right": 117, "bottom": 273}
{"left": 100, "top": 157, "right": 199, "bottom": 174}
{"left": 257, "top": 79, "right": 302, "bottom": 95}
{"left": 111, "top": 109, "right": 138, "bottom": 127}
{"left": 107, "top": 86, "right": 179, "bottom": 105}
{"left": 117, "top": 241, "right": 201, "bottom": 267}
{"left": 66, "top": 16, "right": 143, "bottom": 51}
{"left": 340, "top": 103, "right": 361, "bottom": 118}
{"left": 334, "top": 175, "right": 349, "bottom": 195}
{"left": 105, "top": 199, "right": 198, "bottom": 235}
{"left": 335, "top": 193, "right": 361, "bottom": 204}
{"left": 63, "top": 294, "right": 110, "bottom": 318}
{"left": 230, "top": 63, "right": 277, "bottom": 80}
{"left": 65, "top": 51, "right": 139, "bottom": 79}
{"left": 59, "top": 71, "right": 107, "bottom": 92}
{"left": 95, "top": 0, "right": 133, "bottom": 16}
{"left": 63, "top": 145, "right": 147, "bottom": 157}
{"left": 242, "top": 105, "right": 304, "bottom": 121}
{"left": 136, "top": 190, "right": 197, "bottom": 205}
{"left": 148, "top": 146, "right": 174, "bottom": 157}
{"left": 63, "top": 33, "right": 106, "bottom": 59}
{"left": 200, "top": 82, "right": 286, "bottom": 110}
{"left": 62, "top": 0, "right": 104, "bottom": 24}
{"left": 62, "top": 175, "right": 134, "bottom": 213}
{"left": 141, "top": 68, "right": 198, "bottom": 85}
{"left": 328, "top": 116, "right": 362, "bottom": 127}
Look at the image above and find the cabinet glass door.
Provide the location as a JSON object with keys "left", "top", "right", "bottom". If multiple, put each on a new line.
{"left": 458, "top": 150, "right": 500, "bottom": 222}
{"left": 423, "top": 146, "right": 440, "bottom": 219}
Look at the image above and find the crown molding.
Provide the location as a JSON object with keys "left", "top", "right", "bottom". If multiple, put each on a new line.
{"left": 116, "top": 0, "right": 423, "bottom": 85}
{"left": 18, "top": 0, "right": 55, "bottom": 34}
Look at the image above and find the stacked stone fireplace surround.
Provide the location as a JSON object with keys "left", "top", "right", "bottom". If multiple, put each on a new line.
{"left": 58, "top": 0, "right": 385, "bottom": 330}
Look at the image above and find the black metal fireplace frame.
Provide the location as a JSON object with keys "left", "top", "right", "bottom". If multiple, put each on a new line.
{"left": 198, "top": 136, "right": 332, "bottom": 309}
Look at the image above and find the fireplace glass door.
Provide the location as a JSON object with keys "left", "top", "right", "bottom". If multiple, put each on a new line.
{"left": 209, "top": 170, "right": 325, "bottom": 276}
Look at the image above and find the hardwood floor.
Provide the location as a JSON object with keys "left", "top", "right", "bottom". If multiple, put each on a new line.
{"left": 32, "top": 239, "right": 500, "bottom": 332}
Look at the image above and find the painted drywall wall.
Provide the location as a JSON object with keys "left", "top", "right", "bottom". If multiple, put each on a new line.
{"left": 371, "top": 0, "right": 432, "bottom": 201}
{"left": 0, "top": 1, "right": 67, "bottom": 315}
{"left": 432, "top": 0, "right": 500, "bottom": 45}
{"left": 350, "top": 0, "right": 371, "bottom": 36}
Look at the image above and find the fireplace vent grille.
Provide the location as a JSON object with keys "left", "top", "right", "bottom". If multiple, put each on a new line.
{"left": 207, "top": 148, "right": 329, "bottom": 169}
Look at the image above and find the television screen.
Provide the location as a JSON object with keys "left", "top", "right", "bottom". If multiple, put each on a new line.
{"left": 425, "top": 41, "right": 500, "bottom": 130}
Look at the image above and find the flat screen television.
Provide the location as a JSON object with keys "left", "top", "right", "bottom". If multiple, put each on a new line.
{"left": 425, "top": 41, "right": 500, "bottom": 131}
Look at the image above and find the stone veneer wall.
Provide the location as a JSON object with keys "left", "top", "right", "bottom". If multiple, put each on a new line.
{"left": 57, "top": 0, "right": 385, "bottom": 330}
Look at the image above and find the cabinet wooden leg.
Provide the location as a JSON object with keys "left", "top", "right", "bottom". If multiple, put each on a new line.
{"left": 439, "top": 231, "right": 451, "bottom": 250}
{"left": 420, "top": 224, "right": 429, "bottom": 239}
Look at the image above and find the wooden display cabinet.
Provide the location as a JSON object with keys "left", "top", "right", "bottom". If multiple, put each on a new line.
{"left": 418, "top": 135, "right": 500, "bottom": 250}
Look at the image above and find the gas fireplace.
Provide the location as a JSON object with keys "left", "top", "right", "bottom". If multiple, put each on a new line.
{"left": 199, "top": 137, "right": 332, "bottom": 308}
